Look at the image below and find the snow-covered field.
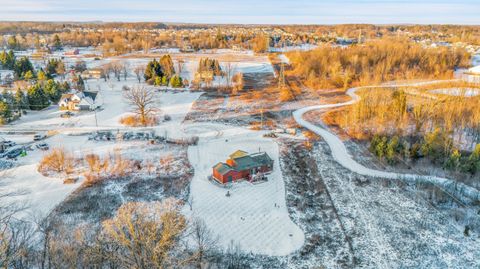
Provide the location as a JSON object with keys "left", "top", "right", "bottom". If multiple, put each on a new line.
{"left": 270, "top": 44, "right": 318, "bottom": 52}
{"left": 1, "top": 134, "right": 113, "bottom": 219}
{"left": 430, "top": 88, "right": 480, "bottom": 97}
{"left": 183, "top": 123, "right": 304, "bottom": 256}
{"left": 472, "top": 54, "right": 480, "bottom": 66}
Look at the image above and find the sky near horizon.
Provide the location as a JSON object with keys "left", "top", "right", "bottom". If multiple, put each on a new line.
{"left": 0, "top": 0, "right": 479, "bottom": 25}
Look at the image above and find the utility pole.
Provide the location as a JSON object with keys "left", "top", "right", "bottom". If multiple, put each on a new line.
{"left": 260, "top": 108, "right": 263, "bottom": 130}
{"left": 279, "top": 62, "right": 286, "bottom": 89}
{"left": 279, "top": 39, "right": 286, "bottom": 89}
{"left": 94, "top": 109, "right": 98, "bottom": 128}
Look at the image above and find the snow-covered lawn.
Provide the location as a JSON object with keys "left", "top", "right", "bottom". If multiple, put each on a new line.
{"left": 183, "top": 123, "right": 304, "bottom": 256}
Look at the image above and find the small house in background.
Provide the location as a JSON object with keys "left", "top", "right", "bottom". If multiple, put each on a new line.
{"left": 81, "top": 68, "right": 103, "bottom": 80}
{"left": 212, "top": 150, "right": 274, "bottom": 184}
{"left": 64, "top": 49, "right": 80, "bottom": 56}
{"left": 180, "top": 44, "right": 195, "bottom": 53}
{"left": 58, "top": 90, "right": 103, "bottom": 111}
{"left": 194, "top": 70, "right": 214, "bottom": 82}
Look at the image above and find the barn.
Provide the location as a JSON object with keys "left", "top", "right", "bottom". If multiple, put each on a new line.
{"left": 212, "top": 150, "right": 274, "bottom": 184}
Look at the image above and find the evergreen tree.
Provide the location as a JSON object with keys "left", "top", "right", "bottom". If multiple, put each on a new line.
{"left": 7, "top": 36, "right": 18, "bottom": 50}
{"left": 24, "top": 70, "right": 34, "bottom": 81}
{"left": 44, "top": 79, "right": 66, "bottom": 102}
{"left": 198, "top": 58, "right": 222, "bottom": 75}
{"left": 14, "top": 90, "right": 28, "bottom": 110}
{"left": 0, "top": 50, "right": 16, "bottom": 70}
{"left": 421, "top": 128, "right": 452, "bottom": 163}
{"left": 386, "top": 136, "right": 400, "bottom": 164}
{"left": 170, "top": 75, "right": 183, "bottom": 88}
{"left": 154, "top": 76, "right": 162, "bottom": 86}
{"left": 144, "top": 59, "right": 164, "bottom": 83}
{"left": 463, "top": 144, "right": 480, "bottom": 174}
{"left": 0, "top": 100, "right": 11, "bottom": 124}
{"left": 14, "top": 57, "right": 35, "bottom": 79}
{"left": 53, "top": 34, "right": 62, "bottom": 50}
{"left": 46, "top": 58, "right": 63, "bottom": 77}
{"left": 76, "top": 75, "right": 85, "bottom": 91}
{"left": 374, "top": 136, "right": 388, "bottom": 159}
{"left": 37, "top": 69, "right": 47, "bottom": 81}
{"left": 27, "top": 83, "right": 50, "bottom": 110}
{"left": 445, "top": 149, "right": 461, "bottom": 171}
{"left": 159, "top": 54, "right": 175, "bottom": 78}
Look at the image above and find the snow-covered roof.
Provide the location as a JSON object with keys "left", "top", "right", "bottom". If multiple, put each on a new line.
{"left": 83, "top": 91, "right": 98, "bottom": 101}
{"left": 79, "top": 96, "right": 94, "bottom": 106}
{"left": 229, "top": 150, "right": 248, "bottom": 159}
{"left": 213, "top": 162, "right": 232, "bottom": 175}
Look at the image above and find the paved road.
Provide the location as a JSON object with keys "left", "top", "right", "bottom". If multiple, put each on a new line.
{"left": 293, "top": 80, "right": 480, "bottom": 203}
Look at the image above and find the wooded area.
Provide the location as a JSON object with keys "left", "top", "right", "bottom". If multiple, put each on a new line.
{"left": 287, "top": 38, "right": 471, "bottom": 89}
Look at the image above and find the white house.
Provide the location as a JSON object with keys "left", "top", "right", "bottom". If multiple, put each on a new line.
{"left": 58, "top": 91, "right": 103, "bottom": 111}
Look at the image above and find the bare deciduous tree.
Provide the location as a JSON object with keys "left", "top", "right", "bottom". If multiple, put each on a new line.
{"left": 101, "top": 199, "right": 186, "bottom": 268}
{"left": 122, "top": 62, "right": 129, "bottom": 81}
{"left": 0, "top": 171, "right": 32, "bottom": 268}
{"left": 134, "top": 65, "right": 145, "bottom": 83}
{"left": 177, "top": 59, "right": 185, "bottom": 75}
{"left": 190, "top": 218, "right": 218, "bottom": 269}
{"left": 232, "top": 72, "right": 244, "bottom": 95}
{"left": 111, "top": 61, "right": 125, "bottom": 82}
{"left": 123, "top": 85, "right": 157, "bottom": 126}
{"left": 224, "top": 60, "right": 237, "bottom": 89}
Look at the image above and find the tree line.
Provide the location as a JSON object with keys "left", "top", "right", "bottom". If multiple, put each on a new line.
{"left": 0, "top": 196, "right": 251, "bottom": 269}
{"left": 144, "top": 56, "right": 184, "bottom": 87}
{"left": 326, "top": 86, "right": 480, "bottom": 177}
{"left": 0, "top": 50, "right": 71, "bottom": 124}
{"left": 287, "top": 38, "right": 471, "bottom": 89}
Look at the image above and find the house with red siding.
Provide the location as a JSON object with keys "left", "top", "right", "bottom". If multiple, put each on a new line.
{"left": 212, "top": 150, "right": 274, "bottom": 184}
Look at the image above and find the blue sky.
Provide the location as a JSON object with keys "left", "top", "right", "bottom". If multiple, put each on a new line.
{"left": 0, "top": 0, "right": 479, "bottom": 24}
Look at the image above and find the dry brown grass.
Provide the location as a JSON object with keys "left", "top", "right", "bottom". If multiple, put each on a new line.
{"left": 38, "top": 148, "right": 75, "bottom": 176}
{"left": 119, "top": 115, "right": 158, "bottom": 127}
{"left": 159, "top": 154, "right": 175, "bottom": 174}
{"left": 413, "top": 81, "right": 480, "bottom": 92}
{"left": 82, "top": 151, "right": 139, "bottom": 187}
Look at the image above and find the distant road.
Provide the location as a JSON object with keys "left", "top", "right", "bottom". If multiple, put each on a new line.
{"left": 293, "top": 80, "right": 480, "bottom": 203}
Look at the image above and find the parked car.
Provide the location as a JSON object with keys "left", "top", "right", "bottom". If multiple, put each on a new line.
{"left": 6, "top": 148, "right": 23, "bottom": 159}
{"left": 60, "top": 111, "right": 74, "bottom": 118}
{"left": 33, "top": 133, "right": 46, "bottom": 141}
{"left": 36, "top": 143, "right": 49, "bottom": 151}
{"left": 4, "top": 140, "right": 16, "bottom": 147}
